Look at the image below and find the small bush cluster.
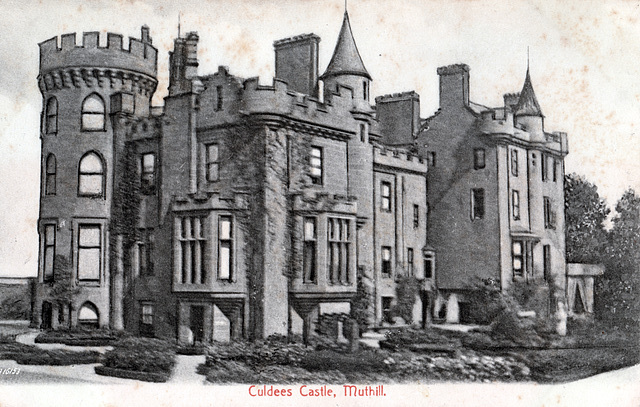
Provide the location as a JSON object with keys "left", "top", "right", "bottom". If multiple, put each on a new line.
{"left": 206, "top": 335, "right": 309, "bottom": 368}
{"left": 13, "top": 348, "right": 101, "bottom": 365}
{"left": 102, "top": 337, "right": 175, "bottom": 374}
{"left": 35, "top": 328, "right": 124, "bottom": 346}
{"left": 383, "top": 328, "right": 458, "bottom": 348}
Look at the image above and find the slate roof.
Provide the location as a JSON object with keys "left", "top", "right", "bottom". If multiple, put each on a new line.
{"left": 320, "top": 11, "right": 371, "bottom": 80}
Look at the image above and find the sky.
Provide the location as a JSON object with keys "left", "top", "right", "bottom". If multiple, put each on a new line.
{"left": 0, "top": 0, "right": 638, "bottom": 277}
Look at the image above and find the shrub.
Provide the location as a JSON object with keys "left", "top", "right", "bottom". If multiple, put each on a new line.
{"left": 35, "top": 328, "right": 124, "bottom": 346}
{"left": 384, "top": 328, "right": 457, "bottom": 347}
{"left": 14, "top": 349, "right": 101, "bottom": 365}
{"left": 391, "top": 275, "right": 420, "bottom": 324}
{"left": 206, "top": 335, "right": 309, "bottom": 368}
{"left": 102, "top": 337, "right": 175, "bottom": 374}
{"left": 300, "top": 349, "right": 387, "bottom": 373}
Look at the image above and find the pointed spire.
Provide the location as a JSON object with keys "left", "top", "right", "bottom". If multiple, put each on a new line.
{"left": 320, "top": 10, "right": 371, "bottom": 80}
{"left": 514, "top": 62, "right": 543, "bottom": 117}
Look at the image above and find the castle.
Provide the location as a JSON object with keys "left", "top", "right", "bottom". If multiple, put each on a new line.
{"left": 33, "top": 11, "right": 568, "bottom": 342}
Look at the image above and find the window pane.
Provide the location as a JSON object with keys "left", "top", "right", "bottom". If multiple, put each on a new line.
{"left": 44, "top": 248, "right": 54, "bottom": 277}
{"left": 207, "top": 144, "right": 218, "bottom": 162}
{"left": 83, "top": 96, "right": 104, "bottom": 113}
{"left": 304, "top": 219, "right": 315, "bottom": 240}
{"left": 382, "top": 183, "right": 390, "bottom": 197}
{"left": 310, "top": 167, "right": 322, "bottom": 177}
{"left": 513, "top": 258, "right": 522, "bottom": 270}
{"left": 311, "top": 148, "right": 321, "bottom": 158}
{"left": 207, "top": 163, "right": 219, "bottom": 181}
{"left": 382, "top": 248, "right": 390, "bottom": 261}
{"left": 513, "top": 242, "right": 522, "bottom": 255}
{"left": 219, "top": 243, "right": 231, "bottom": 279}
{"left": 45, "top": 225, "right": 56, "bottom": 244}
{"left": 78, "top": 248, "right": 100, "bottom": 280}
{"left": 80, "top": 154, "right": 103, "bottom": 173}
{"left": 79, "top": 175, "right": 103, "bottom": 195}
{"left": 142, "top": 154, "right": 155, "bottom": 172}
{"left": 220, "top": 218, "right": 231, "bottom": 240}
{"left": 79, "top": 226, "right": 100, "bottom": 246}
{"left": 82, "top": 114, "right": 104, "bottom": 130}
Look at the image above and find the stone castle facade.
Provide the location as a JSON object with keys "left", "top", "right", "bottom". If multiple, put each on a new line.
{"left": 33, "top": 11, "right": 567, "bottom": 342}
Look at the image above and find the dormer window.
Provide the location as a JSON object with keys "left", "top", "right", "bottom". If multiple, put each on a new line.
{"left": 81, "top": 94, "right": 105, "bottom": 131}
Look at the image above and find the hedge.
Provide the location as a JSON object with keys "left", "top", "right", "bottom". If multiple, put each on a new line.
{"left": 101, "top": 337, "right": 175, "bottom": 375}
{"left": 94, "top": 365, "right": 171, "bottom": 383}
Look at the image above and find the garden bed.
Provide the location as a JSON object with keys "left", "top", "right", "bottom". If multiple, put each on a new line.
{"left": 0, "top": 340, "right": 101, "bottom": 365}
{"left": 35, "top": 329, "right": 121, "bottom": 346}
{"left": 94, "top": 365, "right": 170, "bottom": 383}
{"left": 96, "top": 337, "right": 176, "bottom": 382}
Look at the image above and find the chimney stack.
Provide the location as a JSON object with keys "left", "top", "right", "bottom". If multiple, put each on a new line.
{"left": 437, "top": 64, "right": 470, "bottom": 109}
{"left": 274, "top": 34, "right": 320, "bottom": 97}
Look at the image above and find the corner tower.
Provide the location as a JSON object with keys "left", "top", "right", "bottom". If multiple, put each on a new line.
{"left": 320, "top": 10, "right": 372, "bottom": 109}
{"left": 34, "top": 26, "right": 158, "bottom": 331}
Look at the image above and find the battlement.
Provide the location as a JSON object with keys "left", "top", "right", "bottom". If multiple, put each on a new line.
{"left": 375, "top": 91, "right": 420, "bottom": 103}
{"left": 374, "top": 145, "right": 427, "bottom": 173}
{"left": 39, "top": 26, "right": 157, "bottom": 78}
{"left": 437, "top": 64, "right": 470, "bottom": 76}
{"left": 273, "top": 33, "right": 320, "bottom": 47}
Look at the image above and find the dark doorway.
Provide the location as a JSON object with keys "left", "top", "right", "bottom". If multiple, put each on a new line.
{"left": 41, "top": 301, "right": 52, "bottom": 329}
{"left": 574, "top": 287, "right": 585, "bottom": 314}
{"left": 382, "top": 297, "right": 393, "bottom": 324}
{"left": 190, "top": 305, "right": 205, "bottom": 343}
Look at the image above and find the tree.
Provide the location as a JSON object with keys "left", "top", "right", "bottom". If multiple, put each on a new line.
{"left": 564, "top": 173, "right": 610, "bottom": 263}
{"left": 596, "top": 189, "right": 640, "bottom": 332}
{"left": 49, "top": 255, "right": 80, "bottom": 327}
{"left": 392, "top": 274, "right": 420, "bottom": 324}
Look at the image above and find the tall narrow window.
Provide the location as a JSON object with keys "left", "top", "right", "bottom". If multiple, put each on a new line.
{"left": 138, "top": 229, "right": 154, "bottom": 276}
{"left": 511, "top": 149, "right": 519, "bottom": 176}
{"left": 427, "top": 151, "right": 436, "bottom": 167}
{"left": 303, "top": 217, "right": 317, "bottom": 283}
{"left": 381, "top": 246, "right": 392, "bottom": 278}
{"left": 205, "top": 144, "right": 219, "bottom": 182}
{"left": 328, "top": 218, "right": 351, "bottom": 284}
{"left": 216, "top": 86, "right": 223, "bottom": 111}
{"left": 512, "top": 241, "right": 524, "bottom": 278}
{"left": 471, "top": 188, "right": 484, "bottom": 220}
{"left": 46, "top": 97, "right": 58, "bottom": 134}
{"left": 359, "top": 123, "right": 366, "bottom": 143}
{"left": 78, "top": 152, "right": 104, "bottom": 197}
{"left": 381, "top": 181, "right": 392, "bottom": 211}
{"left": 413, "top": 204, "right": 419, "bottom": 228}
{"left": 553, "top": 159, "right": 559, "bottom": 182}
{"left": 512, "top": 190, "right": 520, "bottom": 220}
{"left": 218, "top": 216, "right": 233, "bottom": 281}
{"left": 45, "top": 154, "right": 56, "bottom": 195}
{"left": 78, "top": 225, "right": 101, "bottom": 281}
{"left": 43, "top": 224, "right": 56, "bottom": 282}
{"left": 474, "top": 148, "right": 485, "bottom": 169}
{"left": 177, "top": 216, "right": 207, "bottom": 284}
{"left": 363, "top": 80, "right": 369, "bottom": 101}
{"left": 544, "top": 196, "right": 555, "bottom": 229}
{"left": 81, "top": 94, "right": 105, "bottom": 131}
{"left": 541, "top": 153, "right": 548, "bottom": 181}
{"left": 407, "top": 248, "right": 414, "bottom": 276}
{"left": 424, "top": 253, "right": 434, "bottom": 279}
{"left": 140, "top": 153, "right": 156, "bottom": 194}
{"left": 543, "top": 244, "right": 551, "bottom": 282}
{"left": 309, "top": 147, "right": 323, "bottom": 185}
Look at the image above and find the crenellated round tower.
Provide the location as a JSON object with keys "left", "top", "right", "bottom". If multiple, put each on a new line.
{"left": 34, "top": 26, "right": 158, "bottom": 330}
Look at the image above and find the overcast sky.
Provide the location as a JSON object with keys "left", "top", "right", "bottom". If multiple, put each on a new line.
{"left": 0, "top": 0, "right": 638, "bottom": 277}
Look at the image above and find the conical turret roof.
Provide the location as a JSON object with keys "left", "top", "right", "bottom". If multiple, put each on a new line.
{"left": 514, "top": 68, "right": 543, "bottom": 117}
{"left": 320, "top": 11, "right": 371, "bottom": 80}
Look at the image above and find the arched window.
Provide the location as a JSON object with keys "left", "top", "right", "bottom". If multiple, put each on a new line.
{"left": 45, "top": 97, "right": 58, "bottom": 134}
{"left": 78, "top": 152, "right": 104, "bottom": 197}
{"left": 78, "top": 302, "right": 99, "bottom": 328}
{"left": 81, "top": 94, "right": 105, "bottom": 131}
{"left": 45, "top": 154, "right": 56, "bottom": 195}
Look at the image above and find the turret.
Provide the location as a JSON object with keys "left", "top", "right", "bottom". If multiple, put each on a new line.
{"left": 34, "top": 26, "right": 158, "bottom": 331}
{"left": 320, "top": 11, "right": 371, "bottom": 109}
{"left": 513, "top": 67, "right": 544, "bottom": 136}
{"left": 169, "top": 32, "right": 200, "bottom": 96}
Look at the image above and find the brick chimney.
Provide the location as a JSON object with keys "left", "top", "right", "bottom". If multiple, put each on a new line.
{"left": 274, "top": 34, "right": 320, "bottom": 97}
